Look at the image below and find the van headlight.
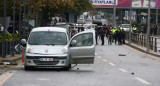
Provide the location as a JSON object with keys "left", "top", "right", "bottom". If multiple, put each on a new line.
{"left": 27, "top": 48, "right": 34, "bottom": 54}
{"left": 61, "top": 47, "right": 68, "bottom": 54}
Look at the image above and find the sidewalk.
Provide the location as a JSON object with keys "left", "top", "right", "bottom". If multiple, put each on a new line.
{"left": 0, "top": 54, "right": 22, "bottom": 65}
{"left": 125, "top": 41, "right": 160, "bottom": 57}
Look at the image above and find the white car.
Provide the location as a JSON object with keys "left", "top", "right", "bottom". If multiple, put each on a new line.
{"left": 120, "top": 24, "right": 131, "bottom": 31}
{"left": 21, "top": 27, "right": 95, "bottom": 70}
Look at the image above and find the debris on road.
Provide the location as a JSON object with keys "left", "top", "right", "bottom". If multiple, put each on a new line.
{"left": 131, "top": 72, "right": 134, "bottom": 75}
{"left": 119, "top": 54, "right": 126, "bottom": 56}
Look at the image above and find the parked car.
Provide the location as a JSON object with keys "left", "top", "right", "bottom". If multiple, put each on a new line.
{"left": 21, "top": 27, "right": 95, "bottom": 70}
{"left": 119, "top": 24, "right": 131, "bottom": 31}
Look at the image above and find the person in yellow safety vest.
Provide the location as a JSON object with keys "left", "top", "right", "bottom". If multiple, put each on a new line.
{"left": 111, "top": 27, "right": 117, "bottom": 43}
{"left": 111, "top": 27, "right": 117, "bottom": 35}
{"left": 132, "top": 25, "right": 137, "bottom": 33}
{"left": 120, "top": 25, "right": 123, "bottom": 31}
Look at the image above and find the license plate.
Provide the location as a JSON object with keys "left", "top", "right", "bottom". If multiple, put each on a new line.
{"left": 39, "top": 58, "right": 53, "bottom": 61}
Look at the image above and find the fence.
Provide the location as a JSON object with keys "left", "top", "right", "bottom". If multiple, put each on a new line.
{"left": 0, "top": 41, "right": 19, "bottom": 57}
{"left": 125, "top": 32, "right": 160, "bottom": 52}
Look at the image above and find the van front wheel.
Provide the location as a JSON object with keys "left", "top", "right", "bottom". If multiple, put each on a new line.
{"left": 24, "top": 66, "right": 32, "bottom": 70}
{"left": 64, "top": 64, "right": 71, "bottom": 70}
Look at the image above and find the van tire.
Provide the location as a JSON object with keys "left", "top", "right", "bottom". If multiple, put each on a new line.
{"left": 64, "top": 64, "right": 71, "bottom": 70}
{"left": 24, "top": 66, "right": 31, "bottom": 70}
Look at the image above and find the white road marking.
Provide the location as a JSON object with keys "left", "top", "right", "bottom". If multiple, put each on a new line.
{"left": 134, "top": 77, "right": 151, "bottom": 85}
{"left": 118, "top": 68, "right": 127, "bottom": 72}
{"left": 95, "top": 53, "right": 97, "bottom": 55}
{"left": 109, "top": 62, "right": 115, "bottom": 66}
{"left": 97, "top": 56, "right": 101, "bottom": 58}
{"left": 0, "top": 71, "right": 16, "bottom": 86}
{"left": 102, "top": 59, "right": 107, "bottom": 61}
{"left": 38, "top": 78, "right": 50, "bottom": 81}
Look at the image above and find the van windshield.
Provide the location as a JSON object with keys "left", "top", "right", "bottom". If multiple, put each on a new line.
{"left": 28, "top": 31, "right": 67, "bottom": 45}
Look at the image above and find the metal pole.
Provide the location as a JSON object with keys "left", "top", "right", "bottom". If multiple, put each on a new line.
{"left": 12, "top": 0, "right": 16, "bottom": 56}
{"left": 2, "top": 0, "right": 6, "bottom": 57}
{"left": 28, "top": 0, "right": 30, "bottom": 36}
{"left": 156, "top": 0, "right": 158, "bottom": 25}
{"left": 18, "top": 0, "right": 22, "bottom": 53}
{"left": 113, "top": 0, "right": 116, "bottom": 27}
{"left": 146, "top": 0, "right": 151, "bottom": 51}
{"left": 23, "top": 0, "right": 26, "bottom": 39}
{"left": 129, "top": 0, "right": 132, "bottom": 44}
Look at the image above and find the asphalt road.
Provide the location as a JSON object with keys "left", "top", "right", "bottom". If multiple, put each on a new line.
{"left": 1, "top": 38, "right": 160, "bottom": 86}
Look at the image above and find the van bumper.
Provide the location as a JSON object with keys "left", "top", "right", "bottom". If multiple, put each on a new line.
{"left": 24, "top": 56, "right": 70, "bottom": 67}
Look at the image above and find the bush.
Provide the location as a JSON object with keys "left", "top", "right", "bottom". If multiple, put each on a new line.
{"left": 0, "top": 33, "right": 19, "bottom": 42}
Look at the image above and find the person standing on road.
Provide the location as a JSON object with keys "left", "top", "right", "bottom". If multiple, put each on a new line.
{"left": 108, "top": 30, "right": 113, "bottom": 45}
{"left": 95, "top": 26, "right": 99, "bottom": 45}
{"left": 121, "top": 29, "right": 125, "bottom": 44}
{"left": 120, "top": 25, "right": 123, "bottom": 31}
{"left": 100, "top": 27, "right": 105, "bottom": 45}
{"left": 111, "top": 27, "right": 117, "bottom": 44}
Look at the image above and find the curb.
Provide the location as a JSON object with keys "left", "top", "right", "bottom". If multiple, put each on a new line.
{"left": 0, "top": 56, "right": 21, "bottom": 65}
{"left": 125, "top": 43, "right": 160, "bottom": 58}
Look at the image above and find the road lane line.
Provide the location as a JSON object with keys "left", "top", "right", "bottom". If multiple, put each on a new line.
{"left": 102, "top": 59, "right": 107, "bottom": 61}
{"left": 124, "top": 44, "right": 160, "bottom": 61}
{"left": 134, "top": 77, "right": 151, "bottom": 85}
{"left": 0, "top": 71, "right": 16, "bottom": 86}
{"left": 109, "top": 62, "right": 115, "bottom": 66}
{"left": 97, "top": 56, "right": 101, "bottom": 58}
{"left": 118, "top": 68, "right": 127, "bottom": 72}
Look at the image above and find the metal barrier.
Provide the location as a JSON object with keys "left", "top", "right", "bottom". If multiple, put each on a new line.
{"left": 125, "top": 32, "right": 160, "bottom": 52}
{"left": 0, "top": 41, "right": 19, "bottom": 57}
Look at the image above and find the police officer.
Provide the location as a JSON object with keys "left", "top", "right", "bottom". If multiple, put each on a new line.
{"left": 120, "top": 25, "right": 123, "bottom": 31}
{"left": 95, "top": 26, "right": 99, "bottom": 45}
{"left": 132, "top": 25, "right": 137, "bottom": 33}
{"left": 100, "top": 27, "right": 105, "bottom": 45}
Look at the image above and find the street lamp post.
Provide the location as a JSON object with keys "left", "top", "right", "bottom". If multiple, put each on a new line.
{"left": 146, "top": 0, "right": 151, "bottom": 51}
{"left": 129, "top": 0, "right": 133, "bottom": 44}
{"left": 23, "top": 0, "right": 26, "bottom": 39}
{"left": 2, "top": 0, "right": 6, "bottom": 57}
{"left": 18, "top": 0, "right": 22, "bottom": 53}
{"left": 113, "top": 0, "right": 116, "bottom": 27}
{"left": 156, "top": 0, "right": 158, "bottom": 25}
{"left": 27, "top": 0, "right": 30, "bottom": 35}
{"left": 12, "top": 0, "right": 16, "bottom": 56}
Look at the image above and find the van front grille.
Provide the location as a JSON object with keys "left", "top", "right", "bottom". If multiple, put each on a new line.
{"left": 33, "top": 60, "right": 59, "bottom": 65}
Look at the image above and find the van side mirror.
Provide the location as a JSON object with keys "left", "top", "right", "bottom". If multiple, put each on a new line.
{"left": 70, "top": 40, "right": 77, "bottom": 47}
{"left": 21, "top": 39, "right": 27, "bottom": 47}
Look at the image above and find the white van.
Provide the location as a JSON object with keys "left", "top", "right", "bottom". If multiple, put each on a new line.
{"left": 21, "top": 27, "right": 95, "bottom": 70}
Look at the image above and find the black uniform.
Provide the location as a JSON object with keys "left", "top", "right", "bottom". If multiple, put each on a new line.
{"left": 95, "top": 27, "right": 99, "bottom": 44}
{"left": 100, "top": 27, "right": 105, "bottom": 45}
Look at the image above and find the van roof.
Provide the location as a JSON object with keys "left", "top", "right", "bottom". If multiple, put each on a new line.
{"left": 31, "top": 27, "right": 67, "bottom": 32}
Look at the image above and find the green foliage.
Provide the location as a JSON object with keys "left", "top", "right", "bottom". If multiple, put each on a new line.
{"left": 0, "top": 33, "right": 19, "bottom": 42}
